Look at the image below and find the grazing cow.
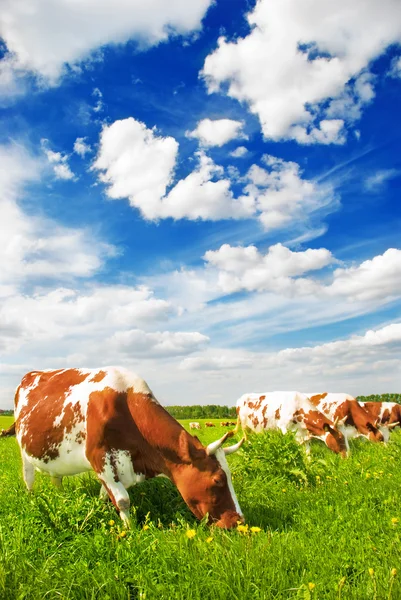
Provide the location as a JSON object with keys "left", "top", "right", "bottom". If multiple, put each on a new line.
{"left": 12, "top": 367, "right": 245, "bottom": 528}
{"left": 220, "top": 422, "right": 230, "bottom": 427}
{"left": 205, "top": 422, "right": 215, "bottom": 427}
{"left": 235, "top": 392, "right": 347, "bottom": 455}
{"left": 307, "top": 393, "right": 384, "bottom": 447}
{"left": 189, "top": 422, "right": 201, "bottom": 430}
{"left": 0, "top": 422, "right": 15, "bottom": 437}
{"left": 360, "top": 402, "right": 401, "bottom": 438}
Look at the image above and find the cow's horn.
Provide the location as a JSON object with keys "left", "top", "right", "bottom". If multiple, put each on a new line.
{"left": 206, "top": 431, "right": 233, "bottom": 456}
{"left": 388, "top": 421, "right": 399, "bottom": 429}
{"left": 224, "top": 437, "right": 245, "bottom": 455}
{"left": 333, "top": 416, "right": 339, "bottom": 428}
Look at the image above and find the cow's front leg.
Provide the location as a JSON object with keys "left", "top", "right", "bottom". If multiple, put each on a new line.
{"left": 100, "top": 478, "right": 132, "bottom": 526}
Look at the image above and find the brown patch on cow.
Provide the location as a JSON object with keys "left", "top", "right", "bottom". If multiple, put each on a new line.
{"left": 259, "top": 395, "right": 266, "bottom": 401}
{"left": 309, "top": 393, "right": 328, "bottom": 406}
{"left": 293, "top": 408, "right": 305, "bottom": 423}
{"left": 382, "top": 408, "right": 391, "bottom": 424}
{"left": 17, "top": 369, "right": 88, "bottom": 461}
{"left": 89, "top": 370, "right": 107, "bottom": 383}
{"left": 275, "top": 408, "right": 280, "bottom": 420}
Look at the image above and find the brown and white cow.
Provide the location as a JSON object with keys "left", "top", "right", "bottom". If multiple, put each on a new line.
{"left": 205, "top": 422, "right": 215, "bottom": 427}
{"left": 360, "top": 402, "right": 401, "bottom": 439}
{"left": 189, "top": 422, "right": 201, "bottom": 430}
{"left": 307, "top": 393, "right": 384, "bottom": 447}
{"left": 12, "top": 367, "right": 244, "bottom": 528}
{"left": 235, "top": 392, "right": 347, "bottom": 456}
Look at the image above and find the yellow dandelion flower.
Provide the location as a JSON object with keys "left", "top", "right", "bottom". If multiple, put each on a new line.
{"left": 344, "top": 481, "right": 348, "bottom": 485}
{"left": 250, "top": 526, "right": 262, "bottom": 533}
{"left": 282, "top": 488, "right": 287, "bottom": 493}
{"left": 368, "top": 568, "right": 375, "bottom": 577}
{"left": 186, "top": 529, "right": 196, "bottom": 539}
{"left": 366, "top": 472, "right": 371, "bottom": 479}
{"left": 308, "top": 582, "right": 315, "bottom": 590}
{"left": 119, "top": 531, "right": 127, "bottom": 538}
{"left": 237, "top": 524, "right": 249, "bottom": 533}
{"left": 391, "top": 517, "right": 399, "bottom": 525}
{"left": 391, "top": 568, "right": 397, "bottom": 577}
{"left": 109, "top": 520, "right": 115, "bottom": 526}
{"left": 142, "top": 524, "right": 150, "bottom": 531}
{"left": 206, "top": 537, "right": 213, "bottom": 543}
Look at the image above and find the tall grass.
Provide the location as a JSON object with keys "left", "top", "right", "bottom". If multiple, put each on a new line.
{"left": 1, "top": 416, "right": 401, "bottom": 599}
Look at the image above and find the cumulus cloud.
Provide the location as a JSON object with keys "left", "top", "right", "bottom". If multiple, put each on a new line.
{"left": 230, "top": 146, "right": 248, "bottom": 158}
{"left": 41, "top": 139, "right": 75, "bottom": 180}
{"left": 241, "top": 154, "right": 338, "bottom": 232}
{"left": 186, "top": 118, "right": 246, "bottom": 147}
{"left": 204, "top": 243, "right": 335, "bottom": 294}
{"left": 0, "top": 0, "right": 213, "bottom": 87}
{"left": 389, "top": 56, "right": 401, "bottom": 78}
{"left": 93, "top": 118, "right": 253, "bottom": 222}
{"left": 202, "top": 0, "right": 401, "bottom": 142}
{"left": 73, "top": 137, "right": 92, "bottom": 157}
{"left": 328, "top": 248, "right": 401, "bottom": 302}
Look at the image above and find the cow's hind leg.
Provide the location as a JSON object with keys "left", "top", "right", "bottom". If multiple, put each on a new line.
{"left": 21, "top": 452, "right": 35, "bottom": 491}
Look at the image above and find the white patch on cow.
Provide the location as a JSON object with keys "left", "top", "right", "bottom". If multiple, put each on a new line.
{"left": 214, "top": 448, "right": 242, "bottom": 517}
{"left": 236, "top": 391, "right": 313, "bottom": 442}
{"left": 101, "top": 449, "right": 145, "bottom": 489}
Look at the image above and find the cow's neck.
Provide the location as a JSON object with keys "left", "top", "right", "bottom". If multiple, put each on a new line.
{"left": 127, "top": 391, "right": 200, "bottom": 479}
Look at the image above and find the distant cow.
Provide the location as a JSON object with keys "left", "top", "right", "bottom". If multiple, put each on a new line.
{"left": 189, "top": 422, "right": 201, "bottom": 430}
{"left": 307, "top": 393, "right": 384, "bottom": 447}
{"left": 205, "top": 422, "right": 215, "bottom": 427}
{"left": 0, "top": 422, "right": 15, "bottom": 437}
{"left": 361, "top": 402, "right": 401, "bottom": 438}
{"left": 220, "top": 422, "right": 230, "bottom": 427}
{"left": 235, "top": 392, "right": 347, "bottom": 455}
{"left": 11, "top": 367, "right": 245, "bottom": 528}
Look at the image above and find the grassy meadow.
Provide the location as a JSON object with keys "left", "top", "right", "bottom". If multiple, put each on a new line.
{"left": 1, "top": 415, "right": 401, "bottom": 599}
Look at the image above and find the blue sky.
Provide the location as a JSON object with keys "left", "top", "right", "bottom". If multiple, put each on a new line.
{"left": 0, "top": 0, "right": 400, "bottom": 408}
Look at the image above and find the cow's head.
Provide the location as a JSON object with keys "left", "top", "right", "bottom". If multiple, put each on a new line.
{"left": 353, "top": 403, "right": 384, "bottom": 443}
{"left": 174, "top": 431, "right": 244, "bottom": 528}
{"left": 304, "top": 411, "right": 347, "bottom": 456}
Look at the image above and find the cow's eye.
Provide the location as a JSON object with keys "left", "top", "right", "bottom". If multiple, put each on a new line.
{"left": 212, "top": 474, "right": 225, "bottom": 487}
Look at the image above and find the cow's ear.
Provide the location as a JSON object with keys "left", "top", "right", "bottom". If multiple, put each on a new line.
{"left": 178, "top": 430, "right": 204, "bottom": 463}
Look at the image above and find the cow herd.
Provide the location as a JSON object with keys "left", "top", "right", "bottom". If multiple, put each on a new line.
{"left": 1, "top": 367, "right": 399, "bottom": 531}
{"left": 235, "top": 391, "right": 399, "bottom": 455}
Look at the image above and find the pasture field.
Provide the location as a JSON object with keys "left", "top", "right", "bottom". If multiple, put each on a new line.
{"left": 1, "top": 414, "right": 401, "bottom": 599}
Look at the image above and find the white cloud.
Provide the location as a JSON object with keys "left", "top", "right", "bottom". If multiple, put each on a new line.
{"left": 204, "top": 243, "right": 334, "bottom": 294}
{"left": 186, "top": 118, "right": 246, "bottom": 147}
{"left": 73, "top": 137, "right": 92, "bottom": 157}
{"left": 389, "top": 56, "right": 401, "bottom": 78}
{"left": 202, "top": 0, "right": 401, "bottom": 142}
{"left": 92, "top": 87, "right": 104, "bottom": 113}
{"left": 230, "top": 146, "right": 248, "bottom": 158}
{"left": 0, "top": 0, "right": 213, "bottom": 87}
{"left": 0, "top": 143, "right": 114, "bottom": 288}
{"left": 328, "top": 248, "right": 401, "bottom": 302}
{"left": 364, "top": 169, "right": 399, "bottom": 191}
{"left": 161, "top": 152, "right": 252, "bottom": 221}
{"left": 93, "top": 118, "right": 253, "bottom": 222}
{"left": 242, "top": 154, "right": 338, "bottom": 232}
{"left": 41, "top": 139, "right": 76, "bottom": 180}
{"left": 179, "top": 321, "right": 401, "bottom": 397}
{"left": 93, "top": 118, "right": 179, "bottom": 219}
{"left": 109, "top": 329, "right": 209, "bottom": 358}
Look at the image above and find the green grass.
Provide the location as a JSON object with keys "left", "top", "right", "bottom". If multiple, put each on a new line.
{"left": 1, "top": 414, "right": 401, "bottom": 599}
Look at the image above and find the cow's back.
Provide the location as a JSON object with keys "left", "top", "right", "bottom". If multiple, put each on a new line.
{"left": 236, "top": 391, "right": 308, "bottom": 434}
{"left": 15, "top": 367, "right": 153, "bottom": 477}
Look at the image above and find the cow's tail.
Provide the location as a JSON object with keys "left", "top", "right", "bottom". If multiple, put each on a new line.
{"left": 0, "top": 422, "right": 16, "bottom": 437}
